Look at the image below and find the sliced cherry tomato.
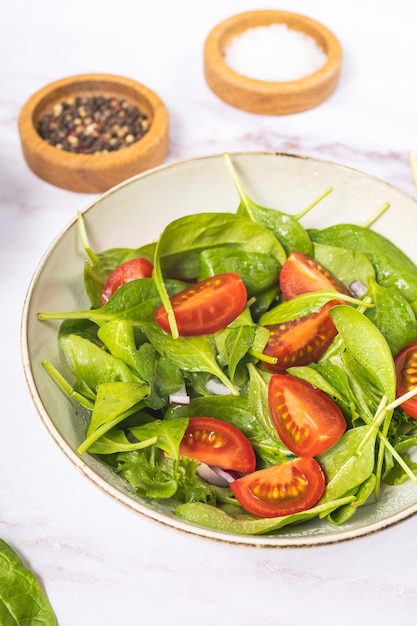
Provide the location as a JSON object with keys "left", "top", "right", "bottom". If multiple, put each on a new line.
{"left": 262, "top": 301, "right": 340, "bottom": 372}
{"left": 394, "top": 341, "right": 417, "bottom": 419}
{"left": 154, "top": 272, "right": 247, "bottom": 336}
{"left": 101, "top": 257, "right": 154, "bottom": 304}
{"left": 268, "top": 374, "right": 346, "bottom": 457}
{"left": 230, "top": 457, "right": 325, "bottom": 518}
{"left": 279, "top": 251, "right": 351, "bottom": 300}
{"left": 179, "top": 417, "right": 256, "bottom": 473}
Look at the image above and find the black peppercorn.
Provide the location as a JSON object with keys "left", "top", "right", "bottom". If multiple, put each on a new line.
{"left": 37, "top": 95, "right": 150, "bottom": 154}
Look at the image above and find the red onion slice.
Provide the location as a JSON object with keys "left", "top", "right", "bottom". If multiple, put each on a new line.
{"left": 205, "top": 379, "right": 236, "bottom": 395}
{"left": 169, "top": 383, "right": 190, "bottom": 405}
{"left": 196, "top": 463, "right": 239, "bottom": 487}
{"left": 349, "top": 279, "right": 368, "bottom": 298}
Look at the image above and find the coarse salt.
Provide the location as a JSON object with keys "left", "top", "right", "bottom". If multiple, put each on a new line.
{"left": 224, "top": 23, "right": 327, "bottom": 82}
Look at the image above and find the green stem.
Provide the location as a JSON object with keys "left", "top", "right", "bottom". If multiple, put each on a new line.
{"left": 294, "top": 187, "right": 333, "bottom": 221}
{"left": 153, "top": 238, "right": 179, "bottom": 339}
{"left": 77, "top": 212, "right": 98, "bottom": 265}
{"left": 361, "top": 202, "right": 391, "bottom": 229}
{"left": 42, "top": 360, "right": 94, "bottom": 410}
{"left": 222, "top": 153, "right": 254, "bottom": 217}
{"left": 248, "top": 349, "right": 277, "bottom": 364}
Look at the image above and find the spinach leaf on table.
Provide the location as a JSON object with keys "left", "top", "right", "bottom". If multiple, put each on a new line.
{"left": 0, "top": 538, "right": 57, "bottom": 625}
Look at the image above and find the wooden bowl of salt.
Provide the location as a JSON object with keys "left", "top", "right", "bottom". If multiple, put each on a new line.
{"left": 18, "top": 73, "right": 169, "bottom": 193}
{"left": 204, "top": 10, "right": 342, "bottom": 115}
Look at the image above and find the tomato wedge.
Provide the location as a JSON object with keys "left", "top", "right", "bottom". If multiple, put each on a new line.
{"left": 179, "top": 417, "right": 256, "bottom": 473}
{"left": 101, "top": 257, "right": 154, "bottom": 304}
{"left": 394, "top": 341, "right": 417, "bottom": 419}
{"left": 154, "top": 272, "right": 247, "bottom": 336}
{"left": 279, "top": 251, "right": 351, "bottom": 300}
{"left": 268, "top": 374, "right": 346, "bottom": 457}
{"left": 230, "top": 457, "right": 325, "bottom": 518}
{"left": 262, "top": 301, "right": 340, "bottom": 372}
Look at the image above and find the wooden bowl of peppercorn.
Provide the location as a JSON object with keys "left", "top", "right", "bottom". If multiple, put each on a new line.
{"left": 18, "top": 73, "right": 169, "bottom": 193}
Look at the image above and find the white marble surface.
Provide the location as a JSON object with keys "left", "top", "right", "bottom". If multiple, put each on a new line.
{"left": 2, "top": 0, "right": 417, "bottom": 623}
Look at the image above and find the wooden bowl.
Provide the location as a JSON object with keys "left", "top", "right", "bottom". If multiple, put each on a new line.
{"left": 204, "top": 10, "right": 342, "bottom": 115}
{"left": 18, "top": 73, "right": 169, "bottom": 193}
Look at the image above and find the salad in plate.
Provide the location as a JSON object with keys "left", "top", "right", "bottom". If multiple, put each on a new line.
{"left": 38, "top": 154, "right": 417, "bottom": 536}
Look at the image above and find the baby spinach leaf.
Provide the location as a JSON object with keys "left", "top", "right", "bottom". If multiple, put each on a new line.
{"left": 325, "top": 474, "right": 376, "bottom": 525}
{"left": 318, "top": 426, "right": 377, "bottom": 502}
{"left": 175, "top": 495, "right": 355, "bottom": 535}
{"left": 223, "top": 153, "right": 313, "bottom": 255}
{"left": 329, "top": 305, "right": 396, "bottom": 403}
{"left": 0, "top": 538, "right": 57, "bottom": 625}
{"left": 143, "top": 323, "right": 239, "bottom": 395}
{"left": 135, "top": 342, "right": 184, "bottom": 410}
{"left": 129, "top": 418, "right": 188, "bottom": 459}
{"left": 97, "top": 320, "right": 138, "bottom": 371}
{"left": 153, "top": 211, "right": 286, "bottom": 337}
{"left": 156, "top": 212, "right": 286, "bottom": 277}
{"left": 84, "top": 242, "right": 156, "bottom": 308}
{"left": 78, "top": 381, "right": 149, "bottom": 453}
{"left": 60, "top": 334, "right": 140, "bottom": 393}
{"left": 259, "top": 291, "right": 366, "bottom": 326}
{"left": 42, "top": 360, "right": 95, "bottom": 411}
{"left": 198, "top": 247, "right": 280, "bottom": 296}
{"left": 215, "top": 324, "right": 255, "bottom": 383}
{"left": 309, "top": 223, "right": 417, "bottom": 302}
{"left": 365, "top": 278, "right": 417, "bottom": 355}
{"left": 249, "top": 285, "right": 281, "bottom": 321}
{"left": 38, "top": 278, "right": 186, "bottom": 326}
{"left": 313, "top": 242, "right": 375, "bottom": 290}
{"left": 88, "top": 429, "right": 158, "bottom": 455}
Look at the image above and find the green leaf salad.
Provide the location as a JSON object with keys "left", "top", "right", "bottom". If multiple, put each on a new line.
{"left": 38, "top": 154, "right": 417, "bottom": 535}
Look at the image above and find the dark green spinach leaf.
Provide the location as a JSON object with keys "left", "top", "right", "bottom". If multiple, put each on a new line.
{"left": 0, "top": 539, "right": 57, "bottom": 625}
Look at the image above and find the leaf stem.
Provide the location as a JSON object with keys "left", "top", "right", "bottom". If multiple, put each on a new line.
{"left": 77, "top": 212, "right": 98, "bottom": 265}
{"left": 42, "top": 360, "right": 94, "bottom": 410}
{"left": 77, "top": 402, "right": 145, "bottom": 454}
{"left": 294, "top": 187, "right": 333, "bottom": 221}
{"left": 153, "top": 238, "right": 179, "bottom": 339}
{"left": 222, "top": 153, "right": 255, "bottom": 217}
{"left": 248, "top": 349, "right": 277, "bottom": 364}
{"left": 361, "top": 202, "right": 391, "bottom": 229}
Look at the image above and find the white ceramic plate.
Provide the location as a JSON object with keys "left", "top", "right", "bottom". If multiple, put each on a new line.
{"left": 21, "top": 152, "right": 417, "bottom": 547}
